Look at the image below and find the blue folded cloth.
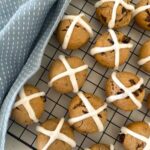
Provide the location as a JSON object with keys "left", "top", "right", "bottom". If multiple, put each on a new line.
{"left": 0, "top": 0, "right": 70, "bottom": 149}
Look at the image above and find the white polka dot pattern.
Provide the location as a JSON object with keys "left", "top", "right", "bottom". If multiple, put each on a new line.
{"left": 0, "top": 0, "right": 71, "bottom": 150}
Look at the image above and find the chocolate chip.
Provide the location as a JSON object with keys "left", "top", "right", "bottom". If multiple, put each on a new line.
{"left": 129, "top": 79, "right": 136, "bottom": 85}
{"left": 122, "top": 7, "right": 126, "bottom": 14}
{"left": 75, "top": 24, "right": 80, "bottom": 28}
{"left": 133, "top": 91, "right": 139, "bottom": 97}
{"left": 117, "top": 89, "right": 124, "bottom": 95}
{"left": 117, "top": 91, "right": 123, "bottom": 95}
{"left": 101, "top": 15, "right": 107, "bottom": 22}
{"left": 98, "top": 114, "right": 102, "bottom": 118}
{"left": 139, "top": 85, "right": 144, "bottom": 93}
{"left": 73, "top": 101, "right": 83, "bottom": 109}
{"left": 145, "top": 15, "right": 150, "bottom": 22}
{"left": 148, "top": 24, "right": 150, "bottom": 27}
{"left": 108, "top": 39, "right": 114, "bottom": 44}
{"left": 122, "top": 36, "right": 131, "bottom": 43}
{"left": 136, "top": 142, "right": 145, "bottom": 149}
{"left": 16, "top": 107, "right": 20, "bottom": 110}
{"left": 119, "top": 134, "right": 125, "bottom": 143}
{"left": 146, "top": 9, "right": 150, "bottom": 16}
{"left": 101, "top": 52, "right": 105, "bottom": 56}
{"left": 82, "top": 110, "right": 88, "bottom": 114}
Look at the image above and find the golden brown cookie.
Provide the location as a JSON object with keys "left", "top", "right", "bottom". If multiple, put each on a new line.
{"left": 134, "top": 0, "right": 150, "bottom": 30}
{"left": 86, "top": 143, "right": 114, "bottom": 150}
{"left": 120, "top": 121, "right": 150, "bottom": 150}
{"left": 147, "top": 94, "right": 150, "bottom": 109}
{"left": 106, "top": 72, "right": 145, "bottom": 111}
{"left": 56, "top": 13, "right": 93, "bottom": 50}
{"left": 95, "top": 0, "right": 134, "bottom": 29}
{"left": 48, "top": 55, "right": 88, "bottom": 94}
{"left": 12, "top": 84, "right": 45, "bottom": 125}
{"left": 36, "top": 118, "right": 76, "bottom": 150}
{"left": 138, "top": 40, "right": 150, "bottom": 73}
{"left": 68, "top": 92, "right": 107, "bottom": 134}
{"left": 90, "top": 30, "right": 132, "bottom": 69}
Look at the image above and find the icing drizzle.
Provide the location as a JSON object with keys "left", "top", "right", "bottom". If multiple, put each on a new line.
{"left": 36, "top": 118, "right": 76, "bottom": 150}
{"left": 110, "top": 144, "right": 115, "bottom": 150}
{"left": 90, "top": 29, "right": 133, "bottom": 70}
{"left": 68, "top": 92, "right": 107, "bottom": 132}
{"left": 106, "top": 72, "right": 144, "bottom": 109}
{"left": 62, "top": 13, "right": 93, "bottom": 49}
{"left": 138, "top": 56, "right": 150, "bottom": 66}
{"left": 121, "top": 123, "right": 150, "bottom": 150}
{"left": 133, "top": 5, "right": 150, "bottom": 17}
{"left": 48, "top": 55, "right": 88, "bottom": 93}
{"left": 95, "top": 0, "right": 135, "bottom": 28}
{"left": 13, "top": 86, "right": 45, "bottom": 122}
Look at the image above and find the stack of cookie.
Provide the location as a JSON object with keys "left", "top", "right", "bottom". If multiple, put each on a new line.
{"left": 11, "top": 0, "right": 150, "bottom": 150}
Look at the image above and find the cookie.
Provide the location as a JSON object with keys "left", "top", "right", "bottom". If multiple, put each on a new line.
{"left": 147, "top": 94, "right": 150, "bottom": 109}
{"left": 68, "top": 92, "right": 107, "bottom": 134}
{"left": 36, "top": 118, "right": 76, "bottom": 150}
{"left": 48, "top": 55, "right": 88, "bottom": 93}
{"left": 85, "top": 144, "right": 115, "bottom": 150}
{"left": 120, "top": 121, "right": 150, "bottom": 150}
{"left": 90, "top": 29, "right": 132, "bottom": 69}
{"left": 133, "top": 0, "right": 150, "bottom": 30}
{"left": 95, "top": 0, "right": 134, "bottom": 29}
{"left": 106, "top": 72, "right": 145, "bottom": 111}
{"left": 12, "top": 84, "right": 45, "bottom": 125}
{"left": 56, "top": 13, "right": 93, "bottom": 50}
{"left": 138, "top": 40, "right": 150, "bottom": 73}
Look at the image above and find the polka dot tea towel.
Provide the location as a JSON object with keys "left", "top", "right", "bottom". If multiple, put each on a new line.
{"left": 0, "top": 0, "right": 70, "bottom": 149}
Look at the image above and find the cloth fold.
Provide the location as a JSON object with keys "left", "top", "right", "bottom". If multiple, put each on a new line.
{"left": 0, "top": 0, "right": 70, "bottom": 149}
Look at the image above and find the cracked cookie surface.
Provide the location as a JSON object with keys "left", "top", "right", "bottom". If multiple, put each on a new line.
{"left": 106, "top": 72, "right": 145, "bottom": 111}
{"left": 96, "top": 0, "right": 132, "bottom": 29}
{"left": 91, "top": 31, "right": 131, "bottom": 68}
{"left": 56, "top": 15, "right": 91, "bottom": 50}
{"left": 120, "top": 121, "right": 150, "bottom": 150}
{"left": 12, "top": 84, "right": 45, "bottom": 125}
{"left": 135, "top": 0, "right": 150, "bottom": 30}
{"left": 68, "top": 93, "right": 107, "bottom": 133}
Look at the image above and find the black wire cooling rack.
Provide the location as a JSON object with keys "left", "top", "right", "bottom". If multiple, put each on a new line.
{"left": 7, "top": 0, "right": 150, "bottom": 149}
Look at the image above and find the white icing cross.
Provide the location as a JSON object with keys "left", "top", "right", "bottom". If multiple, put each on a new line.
{"left": 90, "top": 29, "right": 133, "bottom": 70}
{"left": 121, "top": 123, "right": 150, "bottom": 150}
{"left": 138, "top": 56, "right": 150, "bottom": 66}
{"left": 106, "top": 72, "right": 144, "bottom": 109}
{"left": 68, "top": 92, "right": 107, "bottom": 132}
{"left": 95, "top": 0, "right": 135, "bottom": 28}
{"left": 62, "top": 13, "right": 93, "bottom": 49}
{"left": 36, "top": 118, "right": 76, "bottom": 150}
{"left": 85, "top": 144, "right": 114, "bottom": 150}
{"left": 48, "top": 55, "right": 88, "bottom": 93}
{"left": 13, "top": 87, "right": 45, "bottom": 123}
{"left": 133, "top": 5, "right": 150, "bottom": 17}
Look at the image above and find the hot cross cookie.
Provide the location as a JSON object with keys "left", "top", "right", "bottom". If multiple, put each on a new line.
{"left": 95, "top": 0, "right": 135, "bottom": 29}
{"left": 120, "top": 121, "right": 150, "bottom": 150}
{"left": 48, "top": 55, "right": 88, "bottom": 94}
{"left": 12, "top": 84, "right": 45, "bottom": 125}
{"left": 133, "top": 0, "right": 150, "bottom": 30}
{"left": 36, "top": 118, "right": 76, "bottom": 150}
{"left": 90, "top": 29, "right": 133, "bottom": 70}
{"left": 85, "top": 143, "right": 115, "bottom": 150}
{"left": 138, "top": 40, "right": 150, "bottom": 73}
{"left": 106, "top": 72, "right": 145, "bottom": 111}
{"left": 56, "top": 13, "right": 93, "bottom": 50}
{"left": 68, "top": 92, "right": 107, "bottom": 133}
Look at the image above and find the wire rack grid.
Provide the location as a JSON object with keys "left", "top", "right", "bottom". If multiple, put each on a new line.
{"left": 7, "top": 0, "right": 150, "bottom": 149}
